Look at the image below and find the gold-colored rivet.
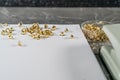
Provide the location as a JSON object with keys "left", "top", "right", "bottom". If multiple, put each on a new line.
{"left": 8, "top": 35, "right": 14, "bottom": 39}
{"left": 44, "top": 24, "right": 48, "bottom": 29}
{"left": 64, "top": 28, "right": 69, "bottom": 32}
{"left": 18, "top": 41, "right": 22, "bottom": 46}
{"left": 3, "top": 23, "right": 8, "bottom": 26}
{"left": 51, "top": 26, "right": 56, "bottom": 31}
{"left": 44, "top": 35, "right": 49, "bottom": 38}
{"left": 1, "top": 30, "right": 6, "bottom": 35}
{"left": 5, "top": 28, "right": 10, "bottom": 33}
{"left": 70, "top": 34, "right": 74, "bottom": 39}
{"left": 21, "top": 28, "right": 27, "bottom": 35}
{"left": 10, "top": 27, "right": 14, "bottom": 31}
{"left": 18, "top": 21, "right": 23, "bottom": 27}
{"left": 60, "top": 32, "right": 65, "bottom": 36}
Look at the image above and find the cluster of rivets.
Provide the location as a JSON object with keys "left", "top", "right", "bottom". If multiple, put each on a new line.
{"left": 0, "top": 23, "right": 76, "bottom": 47}
{"left": 1, "top": 27, "right": 14, "bottom": 39}
{"left": 21, "top": 23, "right": 54, "bottom": 40}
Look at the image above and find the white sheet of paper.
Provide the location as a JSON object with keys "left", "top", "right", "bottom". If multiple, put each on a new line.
{"left": 0, "top": 24, "right": 106, "bottom": 80}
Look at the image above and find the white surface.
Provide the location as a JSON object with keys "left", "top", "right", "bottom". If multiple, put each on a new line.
{"left": 0, "top": 24, "right": 106, "bottom": 80}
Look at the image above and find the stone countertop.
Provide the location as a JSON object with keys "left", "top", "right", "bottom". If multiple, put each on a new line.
{"left": 0, "top": 8, "right": 120, "bottom": 24}
{"left": 0, "top": 7, "right": 119, "bottom": 80}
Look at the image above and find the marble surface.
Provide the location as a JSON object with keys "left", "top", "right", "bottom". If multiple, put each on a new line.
{"left": 0, "top": 8, "right": 120, "bottom": 24}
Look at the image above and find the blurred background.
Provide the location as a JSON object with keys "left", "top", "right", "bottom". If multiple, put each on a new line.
{"left": 0, "top": 0, "right": 120, "bottom": 7}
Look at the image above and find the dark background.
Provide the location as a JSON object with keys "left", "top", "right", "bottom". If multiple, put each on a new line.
{"left": 0, "top": 0, "right": 120, "bottom": 7}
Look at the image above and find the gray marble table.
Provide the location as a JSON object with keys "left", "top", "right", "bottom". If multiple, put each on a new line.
{"left": 0, "top": 8, "right": 120, "bottom": 24}
{"left": 0, "top": 7, "right": 119, "bottom": 80}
